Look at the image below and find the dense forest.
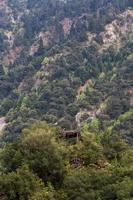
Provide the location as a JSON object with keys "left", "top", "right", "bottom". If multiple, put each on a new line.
{"left": 1, "top": 121, "right": 133, "bottom": 200}
{"left": 0, "top": 0, "right": 133, "bottom": 199}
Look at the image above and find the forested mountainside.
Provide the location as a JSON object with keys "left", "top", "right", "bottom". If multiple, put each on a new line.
{"left": 0, "top": 0, "right": 133, "bottom": 199}
{"left": 0, "top": 0, "right": 133, "bottom": 144}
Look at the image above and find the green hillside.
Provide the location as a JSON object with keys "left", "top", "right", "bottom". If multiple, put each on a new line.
{"left": 0, "top": 0, "right": 133, "bottom": 144}
{"left": 0, "top": 0, "right": 133, "bottom": 199}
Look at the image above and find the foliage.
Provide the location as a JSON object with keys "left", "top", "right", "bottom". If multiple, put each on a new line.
{"left": 0, "top": 0, "right": 132, "bottom": 144}
{"left": 1, "top": 121, "right": 133, "bottom": 199}
{"left": 0, "top": 1, "right": 133, "bottom": 199}
{"left": 0, "top": 165, "right": 46, "bottom": 200}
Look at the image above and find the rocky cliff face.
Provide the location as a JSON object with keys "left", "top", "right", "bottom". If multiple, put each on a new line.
{"left": 101, "top": 10, "right": 133, "bottom": 50}
{"left": 0, "top": 0, "right": 133, "bottom": 144}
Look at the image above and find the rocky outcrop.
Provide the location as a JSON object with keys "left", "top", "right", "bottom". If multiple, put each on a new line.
{"left": 60, "top": 18, "right": 73, "bottom": 37}
{"left": 76, "top": 79, "right": 93, "bottom": 100}
{"left": 101, "top": 9, "right": 133, "bottom": 50}
{"left": 3, "top": 47, "right": 22, "bottom": 66}
{"left": 0, "top": 117, "right": 6, "bottom": 133}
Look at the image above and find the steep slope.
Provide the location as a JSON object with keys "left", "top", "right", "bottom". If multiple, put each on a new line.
{"left": 0, "top": 0, "right": 133, "bottom": 144}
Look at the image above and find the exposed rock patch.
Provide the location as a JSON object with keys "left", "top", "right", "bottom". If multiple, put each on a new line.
{"left": 29, "top": 42, "right": 39, "bottom": 56}
{"left": 3, "top": 47, "right": 22, "bottom": 66}
{"left": 60, "top": 18, "right": 72, "bottom": 37}
{"left": 5, "top": 31, "right": 14, "bottom": 47}
{"left": 39, "top": 31, "right": 52, "bottom": 47}
{"left": 76, "top": 79, "right": 93, "bottom": 100}
{"left": 0, "top": 117, "right": 6, "bottom": 133}
{"left": 100, "top": 9, "right": 133, "bottom": 51}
